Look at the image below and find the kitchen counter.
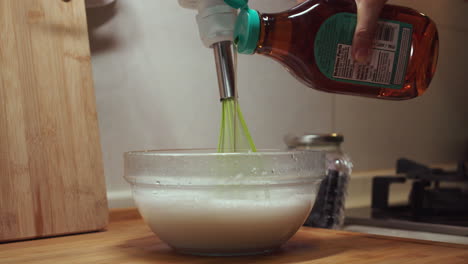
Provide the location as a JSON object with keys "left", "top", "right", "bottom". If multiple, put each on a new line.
{"left": 1, "top": 209, "right": 467, "bottom": 264}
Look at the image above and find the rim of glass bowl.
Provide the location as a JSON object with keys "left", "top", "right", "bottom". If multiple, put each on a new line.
{"left": 123, "top": 149, "right": 326, "bottom": 187}
{"left": 124, "top": 148, "right": 318, "bottom": 156}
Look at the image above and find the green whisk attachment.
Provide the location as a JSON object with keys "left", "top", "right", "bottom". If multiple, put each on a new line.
{"left": 212, "top": 41, "right": 256, "bottom": 153}
{"left": 218, "top": 98, "right": 256, "bottom": 153}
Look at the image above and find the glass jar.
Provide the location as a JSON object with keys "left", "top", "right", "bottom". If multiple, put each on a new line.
{"left": 285, "top": 133, "right": 353, "bottom": 229}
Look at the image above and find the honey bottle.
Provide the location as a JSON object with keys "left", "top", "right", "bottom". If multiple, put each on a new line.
{"left": 224, "top": 0, "right": 439, "bottom": 100}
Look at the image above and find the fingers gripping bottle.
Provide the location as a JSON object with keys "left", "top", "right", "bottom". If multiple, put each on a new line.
{"left": 224, "top": 0, "right": 439, "bottom": 100}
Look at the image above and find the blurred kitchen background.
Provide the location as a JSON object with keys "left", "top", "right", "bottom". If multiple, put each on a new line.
{"left": 86, "top": 0, "right": 468, "bottom": 208}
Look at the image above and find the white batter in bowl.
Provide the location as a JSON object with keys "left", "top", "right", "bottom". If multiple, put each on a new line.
{"left": 124, "top": 149, "right": 325, "bottom": 256}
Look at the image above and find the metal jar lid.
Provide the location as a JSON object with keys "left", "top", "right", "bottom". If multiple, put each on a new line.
{"left": 284, "top": 133, "right": 344, "bottom": 148}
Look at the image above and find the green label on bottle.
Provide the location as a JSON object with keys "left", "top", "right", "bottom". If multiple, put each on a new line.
{"left": 314, "top": 13, "right": 413, "bottom": 89}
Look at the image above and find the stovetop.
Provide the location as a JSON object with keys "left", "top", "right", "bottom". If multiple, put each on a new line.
{"left": 345, "top": 207, "right": 468, "bottom": 237}
{"left": 345, "top": 158, "right": 468, "bottom": 240}
{"left": 371, "top": 158, "right": 467, "bottom": 224}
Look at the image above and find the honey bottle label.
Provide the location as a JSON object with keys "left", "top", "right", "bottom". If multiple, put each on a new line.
{"left": 314, "top": 13, "right": 413, "bottom": 89}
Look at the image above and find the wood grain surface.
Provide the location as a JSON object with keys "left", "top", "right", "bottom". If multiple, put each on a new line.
{"left": 0, "top": 0, "right": 108, "bottom": 242}
{"left": 0, "top": 209, "right": 467, "bottom": 264}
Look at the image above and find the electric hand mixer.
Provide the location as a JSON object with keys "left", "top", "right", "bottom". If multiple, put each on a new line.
{"left": 178, "top": 0, "right": 256, "bottom": 152}
{"left": 178, "top": 0, "right": 238, "bottom": 99}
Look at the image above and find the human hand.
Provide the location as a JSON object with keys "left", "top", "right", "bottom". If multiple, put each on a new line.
{"left": 352, "top": 0, "right": 388, "bottom": 63}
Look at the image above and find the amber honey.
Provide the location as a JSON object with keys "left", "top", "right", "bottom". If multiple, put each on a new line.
{"left": 251, "top": 0, "right": 438, "bottom": 100}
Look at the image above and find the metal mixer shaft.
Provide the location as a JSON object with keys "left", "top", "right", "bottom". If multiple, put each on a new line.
{"left": 213, "top": 41, "right": 237, "bottom": 100}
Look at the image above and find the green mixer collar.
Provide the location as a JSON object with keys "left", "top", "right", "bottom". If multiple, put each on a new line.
{"left": 224, "top": 0, "right": 248, "bottom": 9}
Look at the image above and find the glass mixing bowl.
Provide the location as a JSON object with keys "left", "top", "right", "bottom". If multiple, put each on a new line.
{"left": 124, "top": 149, "right": 326, "bottom": 256}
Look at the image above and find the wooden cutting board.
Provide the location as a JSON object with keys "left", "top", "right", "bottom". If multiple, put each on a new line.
{"left": 1, "top": 209, "right": 467, "bottom": 264}
{"left": 0, "top": 0, "right": 108, "bottom": 242}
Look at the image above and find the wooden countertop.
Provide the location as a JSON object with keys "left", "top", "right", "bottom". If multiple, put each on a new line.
{"left": 1, "top": 209, "right": 467, "bottom": 264}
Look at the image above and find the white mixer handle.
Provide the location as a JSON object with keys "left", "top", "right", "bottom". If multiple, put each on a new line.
{"left": 178, "top": 0, "right": 237, "bottom": 48}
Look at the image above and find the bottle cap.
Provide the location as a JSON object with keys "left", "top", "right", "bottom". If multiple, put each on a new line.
{"left": 234, "top": 8, "right": 260, "bottom": 54}
{"left": 224, "top": 0, "right": 248, "bottom": 9}
{"left": 224, "top": 0, "right": 259, "bottom": 54}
